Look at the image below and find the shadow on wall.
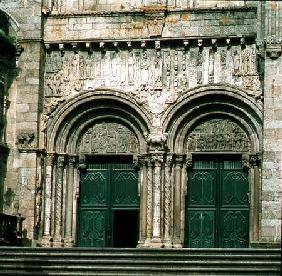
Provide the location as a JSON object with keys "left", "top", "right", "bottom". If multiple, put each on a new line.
{"left": 22, "top": 228, "right": 32, "bottom": 246}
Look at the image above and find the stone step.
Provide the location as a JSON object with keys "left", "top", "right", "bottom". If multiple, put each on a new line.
{"left": 0, "top": 247, "right": 280, "bottom": 276}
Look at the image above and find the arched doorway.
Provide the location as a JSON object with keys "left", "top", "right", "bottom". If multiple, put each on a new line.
{"left": 42, "top": 91, "right": 151, "bottom": 248}
{"left": 161, "top": 85, "right": 262, "bottom": 248}
{"left": 77, "top": 122, "right": 140, "bottom": 248}
{"left": 184, "top": 118, "right": 251, "bottom": 247}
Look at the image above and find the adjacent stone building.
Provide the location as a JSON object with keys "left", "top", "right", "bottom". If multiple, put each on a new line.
{"left": 0, "top": 0, "right": 281, "bottom": 248}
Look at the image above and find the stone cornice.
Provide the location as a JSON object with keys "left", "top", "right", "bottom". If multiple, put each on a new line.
{"left": 44, "top": 35, "right": 256, "bottom": 50}
{"left": 45, "top": 6, "right": 257, "bottom": 18}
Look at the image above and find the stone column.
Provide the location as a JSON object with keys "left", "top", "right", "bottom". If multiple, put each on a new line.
{"left": 137, "top": 155, "right": 148, "bottom": 247}
{"left": 53, "top": 154, "right": 65, "bottom": 246}
{"left": 172, "top": 155, "right": 184, "bottom": 248}
{"left": 144, "top": 157, "right": 153, "bottom": 245}
{"left": 41, "top": 152, "right": 56, "bottom": 246}
{"left": 249, "top": 153, "right": 262, "bottom": 245}
{"left": 163, "top": 154, "right": 173, "bottom": 247}
{"left": 151, "top": 155, "right": 163, "bottom": 246}
{"left": 64, "top": 155, "right": 77, "bottom": 247}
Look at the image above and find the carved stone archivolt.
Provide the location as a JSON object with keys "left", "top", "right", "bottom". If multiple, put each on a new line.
{"left": 186, "top": 119, "right": 251, "bottom": 152}
{"left": 78, "top": 122, "right": 139, "bottom": 154}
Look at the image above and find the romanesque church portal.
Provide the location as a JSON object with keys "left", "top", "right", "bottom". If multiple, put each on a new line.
{"left": 0, "top": 0, "right": 281, "bottom": 249}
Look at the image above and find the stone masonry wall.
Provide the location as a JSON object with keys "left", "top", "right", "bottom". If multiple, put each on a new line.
{"left": 0, "top": 0, "right": 43, "bottom": 245}
{"left": 260, "top": 1, "right": 282, "bottom": 245}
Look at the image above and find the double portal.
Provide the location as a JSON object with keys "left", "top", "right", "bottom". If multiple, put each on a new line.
{"left": 77, "top": 155, "right": 249, "bottom": 248}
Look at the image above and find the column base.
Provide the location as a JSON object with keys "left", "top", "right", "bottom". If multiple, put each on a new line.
{"left": 149, "top": 237, "right": 163, "bottom": 248}
{"left": 41, "top": 235, "right": 52, "bottom": 247}
{"left": 63, "top": 238, "right": 75, "bottom": 248}
{"left": 173, "top": 243, "right": 183, "bottom": 248}
{"left": 162, "top": 240, "right": 173, "bottom": 248}
{"left": 52, "top": 236, "right": 64, "bottom": 248}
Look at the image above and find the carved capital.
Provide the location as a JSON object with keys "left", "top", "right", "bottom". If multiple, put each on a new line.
{"left": 46, "top": 152, "right": 56, "bottom": 166}
{"left": 150, "top": 154, "right": 164, "bottom": 166}
{"left": 185, "top": 153, "right": 193, "bottom": 169}
{"left": 78, "top": 154, "right": 86, "bottom": 171}
{"left": 266, "top": 44, "right": 282, "bottom": 59}
{"left": 57, "top": 154, "right": 66, "bottom": 167}
{"left": 265, "top": 37, "right": 282, "bottom": 59}
{"left": 166, "top": 154, "right": 174, "bottom": 167}
{"left": 174, "top": 154, "right": 185, "bottom": 166}
{"left": 68, "top": 155, "right": 77, "bottom": 167}
{"left": 249, "top": 153, "right": 262, "bottom": 167}
{"left": 242, "top": 154, "right": 250, "bottom": 171}
{"left": 147, "top": 129, "right": 167, "bottom": 152}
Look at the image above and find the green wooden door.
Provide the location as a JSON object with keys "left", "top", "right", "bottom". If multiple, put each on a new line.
{"left": 186, "top": 156, "right": 249, "bottom": 248}
{"left": 77, "top": 156, "right": 139, "bottom": 247}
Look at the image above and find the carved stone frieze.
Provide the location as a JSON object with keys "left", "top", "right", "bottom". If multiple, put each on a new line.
{"left": 186, "top": 119, "right": 250, "bottom": 152}
{"left": 78, "top": 122, "right": 139, "bottom": 154}
{"left": 44, "top": 43, "right": 262, "bottom": 118}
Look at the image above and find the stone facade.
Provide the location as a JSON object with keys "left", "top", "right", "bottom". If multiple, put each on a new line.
{"left": 0, "top": 0, "right": 281, "bottom": 248}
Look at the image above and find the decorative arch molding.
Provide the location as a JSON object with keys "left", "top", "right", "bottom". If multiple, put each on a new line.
{"left": 0, "top": 9, "right": 22, "bottom": 38}
{"left": 46, "top": 89, "right": 152, "bottom": 154}
{"left": 162, "top": 84, "right": 262, "bottom": 153}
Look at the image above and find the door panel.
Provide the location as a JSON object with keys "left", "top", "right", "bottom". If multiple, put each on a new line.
{"left": 186, "top": 155, "right": 249, "bottom": 248}
{"left": 220, "top": 210, "right": 249, "bottom": 248}
{"left": 112, "top": 163, "right": 139, "bottom": 206}
{"left": 81, "top": 171, "right": 108, "bottom": 206}
{"left": 189, "top": 171, "right": 216, "bottom": 206}
{"left": 188, "top": 210, "right": 216, "bottom": 248}
{"left": 77, "top": 156, "right": 139, "bottom": 247}
{"left": 78, "top": 209, "right": 107, "bottom": 247}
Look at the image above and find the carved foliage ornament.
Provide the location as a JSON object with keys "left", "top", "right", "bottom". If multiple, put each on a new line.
{"left": 17, "top": 132, "right": 35, "bottom": 149}
{"left": 186, "top": 119, "right": 250, "bottom": 152}
{"left": 79, "top": 122, "right": 139, "bottom": 154}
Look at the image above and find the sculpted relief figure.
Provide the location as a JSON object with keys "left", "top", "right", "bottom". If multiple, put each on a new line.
{"left": 44, "top": 42, "right": 261, "bottom": 120}
{"left": 187, "top": 119, "right": 250, "bottom": 152}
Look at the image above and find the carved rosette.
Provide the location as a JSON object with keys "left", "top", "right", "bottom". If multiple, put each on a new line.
{"left": 78, "top": 122, "right": 139, "bottom": 154}
{"left": 186, "top": 119, "right": 250, "bottom": 152}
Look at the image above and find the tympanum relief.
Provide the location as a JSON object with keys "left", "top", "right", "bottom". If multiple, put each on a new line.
{"left": 44, "top": 43, "right": 261, "bottom": 123}
{"left": 78, "top": 122, "right": 139, "bottom": 154}
{"left": 186, "top": 119, "right": 251, "bottom": 152}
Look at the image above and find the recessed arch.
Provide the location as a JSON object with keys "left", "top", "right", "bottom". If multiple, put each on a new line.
{"left": 46, "top": 89, "right": 152, "bottom": 154}
{"left": 162, "top": 84, "right": 262, "bottom": 154}
{"left": 0, "top": 8, "right": 22, "bottom": 38}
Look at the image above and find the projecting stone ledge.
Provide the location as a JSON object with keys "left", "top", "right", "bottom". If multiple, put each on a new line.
{"left": 44, "top": 7, "right": 257, "bottom": 43}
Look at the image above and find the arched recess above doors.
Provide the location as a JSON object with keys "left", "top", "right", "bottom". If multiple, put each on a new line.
{"left": 162, "top": 84, "right": 262, "bottom": 154}
{"left": 45, "top": 89, "right": 152, "bottom": 154}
